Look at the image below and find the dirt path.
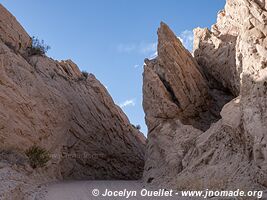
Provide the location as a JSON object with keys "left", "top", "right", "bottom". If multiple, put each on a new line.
{"left": 41, "top": 180, "right": 195, "bottom": 200}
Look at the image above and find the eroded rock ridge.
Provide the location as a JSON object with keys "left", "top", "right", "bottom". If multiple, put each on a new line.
{"left": 0, "top": 4, "right": 146, "bottom": 199}
{"left": 143, "top": 0, "right": 267, "bottom": 191}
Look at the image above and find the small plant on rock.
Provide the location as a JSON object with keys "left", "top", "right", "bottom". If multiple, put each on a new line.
{"left": 25, "top": 145, "right": 50, "bottom": 169}
{"left": 132, "top": 124, "right": 141, "bottom": 130}
{"left": 81, "top": 70, "right": 89, "bottom": 78}
{"left": 28, "top": 36, "right": 50, "bottom": 56}
{"left": 135, "top": 124, "right": 141, "bottom": 130}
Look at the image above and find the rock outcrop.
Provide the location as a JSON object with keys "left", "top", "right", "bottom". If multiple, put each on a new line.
{"left": 0, "top": 5, "right": 31, "bottom": 54}
{"left": 143, "top": 22, "right": 234, "bottom": 187}
{"left": 0, "top": 4, "right": 145, "bottom": 199}
{"left": 143, "top": 22, "right": 228, "bottom": 132}
{"left": 143, "top": 0, "right": 267, "bottom": 192}
{"left": 143, "top": 23, "right": 210, "bottom": 126}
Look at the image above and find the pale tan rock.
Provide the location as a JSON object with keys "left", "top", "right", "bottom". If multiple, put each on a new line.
{"left": 235, "top": 0, "right": 267, "bottom": 176}
{"left": 142, "top": 21, "right": 236, "bottom": 187}
{"left": 0, "top": 38, "right": 145, "bottom": 181}
{"left": 143, "top": 119, "right": 203, "bottom": 187}
{"left": 220, "top": 96, "right": 241, "bottom": 129}
{"left": 58, "top": 59, "right": 82, "bottom": 78}
{"left": 143, "top": 22, "right": 214, "bottom": 131}
{"left": 143, "top": 0, "right": 267, "bottom": 192}
{"left": 0, "top": 3, "right": 146, "bottom": 198}
{"left": 193, "top": 26, "right": 240, "bottom": 96}
{"left": 175, "top": 119, "right": 260, "bottom": 191}
{"left": 0, "top": 4, "right": 31, "bottom": 54}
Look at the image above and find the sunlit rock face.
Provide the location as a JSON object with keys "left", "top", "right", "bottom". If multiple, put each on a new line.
{"left": 143, "top": 0, "right": 267, "bottom": 191}
{"left": 0, "top": 4, "right": 146, "bottom": 199}
{"left": 143, "top": 22, "right": 227, "bottom": 132}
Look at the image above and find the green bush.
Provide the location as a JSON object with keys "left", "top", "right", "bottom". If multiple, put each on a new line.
{"left": 25, "top": 145, "right": 50, "bottom": 168}
{"left": 28, "top": 36, "right": 50, "bottom": 56}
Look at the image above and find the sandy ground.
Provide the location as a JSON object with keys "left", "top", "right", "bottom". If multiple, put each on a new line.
{"left": 38, "top": 180, "right": 267, "bottom": 200}
{"left": 41, "top": 180, "right": 197, "bottom": 200}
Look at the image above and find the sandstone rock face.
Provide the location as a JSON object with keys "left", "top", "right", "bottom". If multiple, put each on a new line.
{"left": 143, "top": 0, "right": 267, "bottom": 191}
{"left": 0, "top": 5, "right": 31, "bottom": 54}
{"left": 193, "top": 27, "right": 240, "bottom": 96}
{"left": 143, "top": 22, "right": 222, "bottom": 132}
{"left": 235, "top": 1, "right": 267, "bottom": 185}
{"left": 143, "top": 22, "right": 234, "bottom": 187}
{"left": 0, "top": 3, "right": 145, "bottom": 198}
{"left": 192, "top": 0, "right": 249, "bottom": 96}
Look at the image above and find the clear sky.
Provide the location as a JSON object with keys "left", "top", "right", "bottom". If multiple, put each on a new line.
{"left": 2, "top": 0, "right": 226, "bottom": 135}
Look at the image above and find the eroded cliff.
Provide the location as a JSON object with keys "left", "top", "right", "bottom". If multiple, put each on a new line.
{"left": 143, "top": 0, "right": 267, "bottom": 192}
{"left": 0, "top": 4, "right": 146, "bottom": 199}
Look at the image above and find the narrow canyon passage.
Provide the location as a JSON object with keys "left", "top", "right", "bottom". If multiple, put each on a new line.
{"left": 2, "top": 0, "right": 267, "bottom": 199}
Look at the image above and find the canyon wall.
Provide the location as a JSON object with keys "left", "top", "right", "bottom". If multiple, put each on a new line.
{"left": 143, "top": 0, "right": 267, "bottom": 191}
{"left": 0, "top": 4, "right": 145, "bottom": 199}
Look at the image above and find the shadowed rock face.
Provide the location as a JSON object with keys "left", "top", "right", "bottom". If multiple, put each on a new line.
{"left": 0, "top": 4, "right": 146, "bottom": 199}
{"left": 143, "top": 0, "right": 267, "bottom": 191}
{"left": 194, "top": 0, "right": 267, "bottom": 187}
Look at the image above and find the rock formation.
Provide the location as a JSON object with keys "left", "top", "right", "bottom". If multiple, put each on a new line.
{"left": 143, "top": 0, "right": 267, "bottom": 192}
{"left": 0, "top": 4, "right": 145, "bottom": 199}
{"left": 143, "top": 22, "right": 209, "bottom": 131}
{"left": 3, "top": 0, "right": 267, "bottom": 198}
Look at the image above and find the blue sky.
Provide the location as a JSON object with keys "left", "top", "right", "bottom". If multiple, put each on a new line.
{"left": 1, "top": 0, "right": 225, "bottom": 135}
